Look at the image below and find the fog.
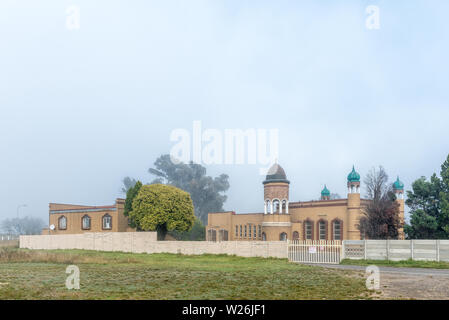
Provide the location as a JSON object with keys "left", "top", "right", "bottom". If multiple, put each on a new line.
{"left": 1, "top": 1, "right": 448, "bottom": 224}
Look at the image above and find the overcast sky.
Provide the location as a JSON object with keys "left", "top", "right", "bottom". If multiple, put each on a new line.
{"left": 1, "top": 1, "right": 448, "bottom": 223}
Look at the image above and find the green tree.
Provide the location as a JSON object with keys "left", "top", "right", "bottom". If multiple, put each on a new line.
{"left": 129, "top": 184, "right": 195, "bottom": 240}
{"left": 148, "top": 154, "right": 229, "bottom": 225}
{"left": 121, "top": 177, "right": 137, "bottom": 194}
{"left": 439, "top": 154, "right": 449, "bottom": 235}
{"left": 168, "top": 218, "right": 206, "bottom": 241}
{"left": 404, "top": 175, "right": 442, "bottom": 239}
{"left": 124, "top": 180, "right": 142, "bottom": 229}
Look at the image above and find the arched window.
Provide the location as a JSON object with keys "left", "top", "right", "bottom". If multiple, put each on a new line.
{"left": 102, "top": 214, "right": 112, "bottom": 230}
{"left": 240, "top": 225, "right": 242, "bottom": 237}
{"left": 258, "top": 225, "right": 262, "bottom": 238}
{"left": 253, "top": 225, "right": 256, "bottom": 238}
{"left": 273, "top": 199, "right": 280, "bottom": 213}
{"left": 266, "top": 200, "right": 271, "bottom": 214}
{"left": 292, "top": 231, "right": 299, "bottom": 240}
{"left": 304, "top": 220, "right": 313, "bottom": 240}
{"left": 58, "top": 216, "right": 67, "bottom": 230}
{"left": 282, "top": 200, "right": 287, "bottom": 214}
{"left": 235, "top": 225, "right": 238, "bottom": 236}
{"left": 248, "top": 225, "right": 251, "bottom": 238}
{"left": 262, "top": 232, "right": 266, "bottom": 241}
{"left": 244, "top": 225, "right": 247, "bottom": 237}
{"left": 333, "top": 220, "right": 342, "bottom": 240}
{"left": 81, "top": 215, "right": 91, "bottom": 230}
{"left": 280, "top": 232, "right": 287, "bottom": 241}
{"left": 318, "top": 220, "right": 327, "bottom": 240}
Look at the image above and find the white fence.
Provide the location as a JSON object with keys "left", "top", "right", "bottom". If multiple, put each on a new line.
{"left": 343, "top": 240, "right": 449, "bottom": 262}
{"left": 0, "top": 234, "right": 19, "bottom": 241}
{"left": 288, "top": 240, "right": 342, "bottom": 264}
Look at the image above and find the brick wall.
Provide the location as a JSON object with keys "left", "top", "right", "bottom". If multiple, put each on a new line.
{"left": 19, "top": 233, "right": 288, "bottom": 259}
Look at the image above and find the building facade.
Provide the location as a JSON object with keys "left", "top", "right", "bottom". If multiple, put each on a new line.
{"left": 43, "top": 198, "right": 135, "bottom": 235}
{"left": 207, "top": 164, "right": 405, "bottom": 241}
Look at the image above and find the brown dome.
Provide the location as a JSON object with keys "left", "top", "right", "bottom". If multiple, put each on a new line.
{"left": 263, "top": 164, "right": 289, "bottom": 184}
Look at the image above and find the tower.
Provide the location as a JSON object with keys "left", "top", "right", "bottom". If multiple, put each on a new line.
{"left": 263, "top": 163, "right": 290, "bottom": 214}
{"left": 347, "top": 165, "right": 361, "bottom": 240}
{"left": 321, "top": 185, "right": 330, "bottom": 200}
{"left": 393, "top": 176, "right": 405, "bottom": 239}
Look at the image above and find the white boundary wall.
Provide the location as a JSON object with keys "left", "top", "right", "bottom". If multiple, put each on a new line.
{"left": 19, "top": 233, "right": 288, "bottom": 259}
{"left": 343, "top": 240, "right": 449, "bottom": 262}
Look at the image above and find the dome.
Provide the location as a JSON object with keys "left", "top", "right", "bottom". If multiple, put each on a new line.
{"left": 263, "top": 163, "right": 290, "bottom": 184}
{"left": 393, "top": 176, "right": 404, "bottom": 190}
{"left": 347, "top": 166, "right": 360, "bottom": 182}
{"left": 321, "top": 185, "right": 330, "bottom": 196}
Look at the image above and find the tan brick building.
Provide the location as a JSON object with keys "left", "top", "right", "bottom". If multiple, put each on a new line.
{"left": 207, "top": 164, "right": 405, "bottom": 241}
{"left": 43, "top": 198, "right": 135, "bottom": 235}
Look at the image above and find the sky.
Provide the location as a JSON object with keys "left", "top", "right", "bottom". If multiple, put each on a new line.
{"left": 1, "top": 0, "right": 448, "bottom": 224}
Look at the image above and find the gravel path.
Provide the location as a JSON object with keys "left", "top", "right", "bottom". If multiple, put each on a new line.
{"left": 306, "top": 263, "right": 449, "bottom": 299}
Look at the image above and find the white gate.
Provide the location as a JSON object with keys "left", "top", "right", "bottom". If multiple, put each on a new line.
{"left": 288, "top": 240, "right": 342, "bottom": 264}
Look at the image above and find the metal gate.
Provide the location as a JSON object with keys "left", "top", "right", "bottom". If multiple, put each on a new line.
{"left": 288, "top": 240, "right": 342, "bottom": 264}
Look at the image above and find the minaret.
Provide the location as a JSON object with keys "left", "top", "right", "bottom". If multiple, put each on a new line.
{"left": 347, "top": 166, "right": 361, "bottom": 240}
{"left": 263, "top": 163, "right": 290, "bottom": 214}
{"left": 321, "top": 185, "right": 330, "bottom": 200}
{"left": 393, "top": 176, "right": 405, "bottom": 239}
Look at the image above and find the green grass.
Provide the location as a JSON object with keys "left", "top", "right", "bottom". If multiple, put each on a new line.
{"left": 341, "top": 258, "right": 449, "bottom": 269}
{"left": 0, "top": 248, "right": 372, "bottom": 300}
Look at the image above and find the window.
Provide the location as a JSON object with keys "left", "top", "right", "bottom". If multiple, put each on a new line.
{"left": 266, "top": 200, "right": 271, "bottom": 214}
{"left": 282, "top": 200, "right": 287, "bottom": 214}
{"left": 82, "top": 215, "right": 91, "bottom": 230}
{"left": 248, "top": 225, "right": 251, "bottom": 238}
{"left": 58, "top": 216, "right": 67, "bottom": 230}
{"left": 208, "top": 229, "right": 217, "bottom": 241}
{"left": 305, "top": 221, "right": 312, "bottom": 240}
{"left": 319, "top": 221, "right": 326, "bottom": 240}
{"left": 262, "top": 232, "right": 266, "bottom": 241}
{"left": 280, "top": 232, "right": 287, "bottom": 241}
{"left": 258, "top": 225, "right": 261, "bottom": 238}
{"left": 273, "top": 200, "right": 280, "bottom": 213}
{"left": 333, "top": 220, "right": 342, "bottom": 240}
{"left": 235, "top": 225, "right": 238, "bottom": 236}
{"left": 244, "top": 225, "right": 247, "bottom": 237}
{"left": 102, "top": 214, "right": 112, "bottom": 230}
{"left": 240, "top": 225, "right": 242, "bottom": 237}
{"left": 292, "top": 231, "right": 299, "bottom": 240}
{"left": 253, "top": 225, "right": 256, "bottom": 238}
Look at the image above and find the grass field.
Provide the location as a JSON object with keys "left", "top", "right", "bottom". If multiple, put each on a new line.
{"left": 0, "top": 248, "right": 373, "bottom": 300}
{"left": 341, "top": 258, "right": 449, "bottom": 269}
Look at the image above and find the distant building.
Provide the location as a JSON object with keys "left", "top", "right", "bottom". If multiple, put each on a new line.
{"left": 206, "top": 164, "right": 405, "bottom": 241}
{"left": 43, "top": 198, "right": 135, "bottom": 234}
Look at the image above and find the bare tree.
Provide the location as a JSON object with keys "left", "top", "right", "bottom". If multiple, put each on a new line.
{"left": 358, "top": 166, "right": 401, "bottom": 239}
{"left": 1, "top": 216, "right": 45, "bottom": 235}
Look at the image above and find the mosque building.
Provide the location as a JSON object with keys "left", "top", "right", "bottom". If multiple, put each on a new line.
{"left": 206, "top": 164, "right": 405, "bottom": 241}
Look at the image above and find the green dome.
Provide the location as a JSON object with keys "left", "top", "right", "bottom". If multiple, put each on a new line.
{"left": 321, "top": 185, "right": 330, "bottom": 196}
{"left": 347, "top": 166, "right": 360, "bottom": 182}
{"left": 393, "top": 176, "right": 404, "bottom": 190}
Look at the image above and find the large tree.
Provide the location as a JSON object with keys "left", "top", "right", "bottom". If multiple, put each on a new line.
{"left": 405, "top": 154, "right": 449, "bottom": 238}
{"left": 147, "top": 154, "right": 230, "bottom": 225}
{"left": 358, "top": 166, "right": 401, "bottom": 239}
{"left": 1, "top": 216, "right": 45, "bottom": 235}
{"left": 128, "top": 184, "right": 195, "bottom": 240}
{"left": 123, "top": 180, "right": 143, "bottom": 229}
